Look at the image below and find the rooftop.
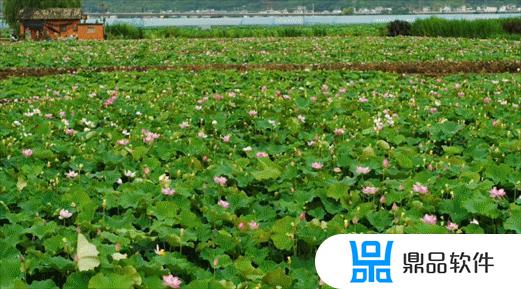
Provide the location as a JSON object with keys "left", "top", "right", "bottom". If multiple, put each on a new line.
{"left": 19, "top": 8, "right": 84, "bottom": 20}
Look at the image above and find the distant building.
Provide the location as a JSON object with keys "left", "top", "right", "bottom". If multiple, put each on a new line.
{"left": 19, "top": 8, "right": 104, "bottom": 41}
{"left": 485, "top": 6, "right": 498, "bottom": 13}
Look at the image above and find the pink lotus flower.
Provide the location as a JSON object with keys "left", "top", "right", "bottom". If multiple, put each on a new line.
{"left": 65, "top": 171, "right": 78, "bottom": 178}
{"left": 59, "top": 111, "right": 66, "bottom": 118}
{"left": 248, "top": 110, "right": 258, "bottom": 117}
{"left": 238, "top": 222, "right": 246, "bottom": 230}
{"left": 334, "top": 128, "right": 345, "bottom": 136}
{"left": 249, "top": 221, "right": 259, "bottom": 230}
{"left": 162, "top": 275, "right": 182, "bottom": 289}
{"left": 213, "top": 258, "right": 219, "bottom": 267}
{"left": 299, "top": 212, "right": 307, "bottom": 221}
{"left": 218, "top": 199, "right": 230, "bottom": 209}
{"left": 391, "top": 203, "right": 399, "bottom": 211}
{"left": 383, "top": 159, "right": 390, "bottom": 169}
{"left": 65, "top": 128, "right": 76, "bottom": 135}
{"left": 103, "top": 91, "right": 118, "bottom": 107}
{"left": 362, "top": 186, "right": 379, "bottom": 195}
{"left": 356, "top": 166, "right": 371, "bottom": 175}
{"left": 429, "top": 107, "right": 438, "bottom": 114}
{"left": 197, "top": 130, "right": 208, "bottom": 139}
{"left": 197, "top": 96, "right": 208, "bottom": 104}
{"left": 312, "top": 162, "right": 323, "bottom": 170}
{"left": 446, "top": 221, "right": 459, "bottom": 231}
{"left": 422, "top": 214, "right": 437, "bottom": 225}
{"left": 256, "top": 152, "right": 269, "bottom": 158}
{"left": 213, "top": 176, "right": 227, "bottom": 187}
{"left": 358, "top": 97, "right": 368, "bottom": 103}
{"left": 162, "top": 188, "right": 176, "bottom": 196}
{"left": 413, "top": 183, "right": 429, "bottom": 194}
{"left": 489, "top": 187, "right": 506, "bottom": 198}
{"left": 179, "top": 121, "right": 190, "bottom": 129}
{"left": 124, "top": 170, "right": 136, "bottom": 178}
{"left": 213, "top": 94, "right": 223, "bottom": 101}
{"left": 221, "top": 135, "right": 231, "bottom": 143}
{"left": 379, "top": 195, "right": 386, "bottom": 204}
{"left": 117, "top": 139, "right": 129, "bottom": 146}
{"left": 22, "top": 149, "right": 33, "bottom": 157}
{"left": 483, "top": 97, "right": 492, "bottom": 104}
{"left": 58, "top": 209, "right": 73, "bottom": 220}
{"left": 141, "top": 129, "right": 160, "bottom": 144}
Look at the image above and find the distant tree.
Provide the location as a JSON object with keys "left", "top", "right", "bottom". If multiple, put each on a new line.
{"left": 3, "top": 0, "right": 82, "bottom": 32}
{"left": 341, "top": 7, "right": 354, "bottom": 15}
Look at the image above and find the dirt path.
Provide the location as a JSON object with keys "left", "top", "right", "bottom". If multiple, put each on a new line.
{"left": 1, "top": 61, "right": 520, "bottom": 80}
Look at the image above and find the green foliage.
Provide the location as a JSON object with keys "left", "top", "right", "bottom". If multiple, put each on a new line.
{"left": 504, "top": 205, "right": 521, "bottom": 233}
{"left": 3, "top": 0, "right": 82, "bottom": 32}
{"left": 387, "top": 20, "right": 412, "bottom": 36}
{"left": 105, "top": 24, "right": 383, "bottom": 40}
{"left": 411, "top": 17, "right": 521, "bottom": 39}
{"left": 502, "top": 17, "right": 521, "bottom": 34}
{"left": 105, "top": 23, "right": 144, "bottom": 39}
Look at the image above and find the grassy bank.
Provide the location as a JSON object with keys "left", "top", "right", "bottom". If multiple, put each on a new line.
{"left": 105, "top": 24, "right": 384, "bottom": 39}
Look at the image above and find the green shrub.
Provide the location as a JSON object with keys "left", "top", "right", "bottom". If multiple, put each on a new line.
{"left": 387, "top": 20, "right": 412, "bottom": 36}
{"left": 502, "top": 18, "right": 521, "bottom": 34}
{"left": 106, "top": 23, "right": 144, "bottom": 39}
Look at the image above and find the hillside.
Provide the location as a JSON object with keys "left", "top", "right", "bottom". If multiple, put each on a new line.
{"left": 82, "top": 0, "right": 521, "bottom": 13}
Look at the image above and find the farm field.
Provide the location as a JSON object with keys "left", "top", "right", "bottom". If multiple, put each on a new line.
{"left": 0, "top": 32, "right": 521, "bottom": 289}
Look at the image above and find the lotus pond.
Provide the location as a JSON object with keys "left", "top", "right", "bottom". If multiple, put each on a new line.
{"left": 0, "top": 68, "right": 520, "bottom": 288}
{"left": 0, "top": 36, "right": 520, "bottom": 69}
